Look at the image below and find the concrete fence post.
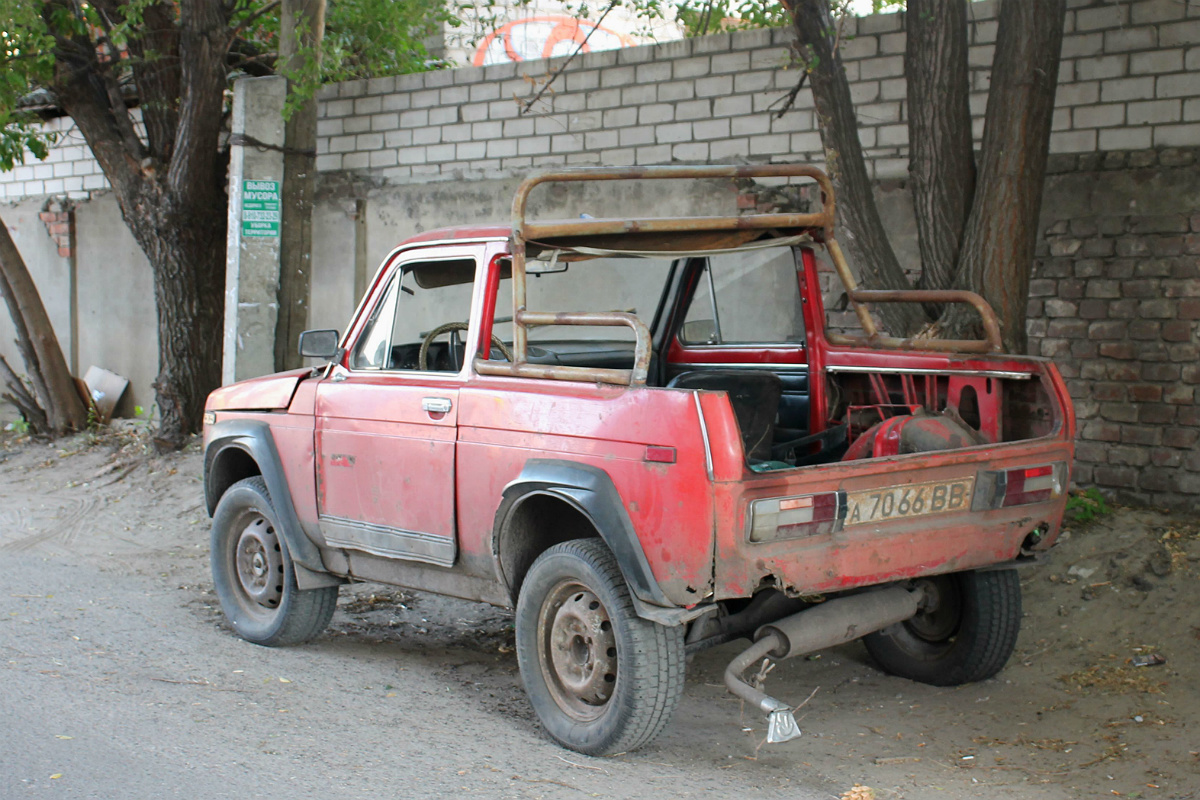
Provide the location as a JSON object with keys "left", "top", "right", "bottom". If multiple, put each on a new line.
{"left": 223, "top": 76, "right": 287, "bottom": 385}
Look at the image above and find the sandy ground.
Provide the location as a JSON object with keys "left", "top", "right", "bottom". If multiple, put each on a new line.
{"left": 1, "top": 427, "right": 1197, "bottom": 799}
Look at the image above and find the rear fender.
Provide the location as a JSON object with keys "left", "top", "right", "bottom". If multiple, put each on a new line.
{"left": 493, "top": 459, "right": 675, "bottom": 617}
{"left": 204, "top": 419, "right": 341, "bottom": 589}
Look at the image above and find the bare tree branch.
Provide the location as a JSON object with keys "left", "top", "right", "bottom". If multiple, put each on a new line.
{"left": 520, "top": 1, "right": 619, "bottom": 116}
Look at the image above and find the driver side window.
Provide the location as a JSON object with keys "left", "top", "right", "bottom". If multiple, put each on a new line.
{"left": 349, "top": 258, "right": 477, "bottom": 372}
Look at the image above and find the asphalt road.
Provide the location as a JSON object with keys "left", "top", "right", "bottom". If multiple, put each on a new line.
{"left": 1, "top": 554, "right": 831, "bottom": 800}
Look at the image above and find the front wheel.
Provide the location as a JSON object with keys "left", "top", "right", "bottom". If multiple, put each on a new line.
{"left": 210, "top": 477, "right": 337, "bottom": 646}
{"left": 515, "top": 539, "right": 685, "bottom": 755}
{"left": 863, "top": 569, "right": 1021, "bottom": 686}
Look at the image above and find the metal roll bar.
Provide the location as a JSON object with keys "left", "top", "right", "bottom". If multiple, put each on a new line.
{"left": 473, "top": 164, "right": 1005, "bottom": 387}
{"left": 824, "top": 238, "right": 1004, "bottom": 354}
{"left": 474, "top": 165, "right": 837, "bottom": 387}
{"left": 474, "top": 310, "right": 651, "bottom": 386}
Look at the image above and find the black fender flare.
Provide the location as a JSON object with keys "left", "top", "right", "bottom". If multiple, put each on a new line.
{"left": 493, "top": 459, "right": 674, "bottom": 610}
{"left": 204, "top": 419, "right": 337, "bottom": 587}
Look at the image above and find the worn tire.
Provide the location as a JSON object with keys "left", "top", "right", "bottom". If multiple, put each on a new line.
{"left": 515, "top": 539, "right": 685, "bottom": 755}
{"left": 210, "top": 477, "right": 337, "bottom": 646}
{"left": 863, "top": 569, "right": 1021, "bottom": 687}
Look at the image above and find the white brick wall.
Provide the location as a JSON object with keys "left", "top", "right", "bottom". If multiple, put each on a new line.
{"left": 3, "top": 0, "right": 1198, "bottom": 200}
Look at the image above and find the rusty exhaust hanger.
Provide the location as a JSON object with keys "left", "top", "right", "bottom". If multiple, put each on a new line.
{"left": 724, "top": 585, "right": 928, "bottom": 744}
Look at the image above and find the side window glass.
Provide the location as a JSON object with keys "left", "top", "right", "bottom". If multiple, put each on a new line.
{"left": 350, "top": 275, "right": 400, "bottom": 369}
{"left": 350, "top": 258, "right": 477, "bottom": 372}
{"left": 680, "top": 249, "right": 805, "bottom": 345}
{"left": 681, "top": 260, "right": 720, "bottom": 344}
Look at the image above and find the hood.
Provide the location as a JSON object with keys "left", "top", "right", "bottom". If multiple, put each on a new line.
{"left": 206, "top": 368, "right": 312, "bottom": 411}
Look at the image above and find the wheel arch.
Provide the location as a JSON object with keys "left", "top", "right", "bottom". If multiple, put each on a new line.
{"left": 492, "top": 459, "right": 674, "bottom": 614}
{"left": 205, "top": 442, "right": 261, "bottom": 515}
{"left": 204, "top": 419, "right": 337, "bottom": 587}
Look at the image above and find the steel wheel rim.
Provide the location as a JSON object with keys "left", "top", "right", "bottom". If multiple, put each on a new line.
{"left": 904, "top": 576, "right": 961, "bottom": 644}
{"left": 234, "top": 515, "right": 284, "bottom": 609}
{"left": 536, "top": 579, "right": 618, "bottom": 722}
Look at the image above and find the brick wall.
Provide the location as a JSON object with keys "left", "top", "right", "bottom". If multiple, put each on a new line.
{"left": 1032, "top": 147, "right": 1199, "bottom": 510}
{"left": 307, "top": 0, "right": 1199, "bottom": 181}
{"left": 2, "top": 0, "right": 1198, "bottom": 199}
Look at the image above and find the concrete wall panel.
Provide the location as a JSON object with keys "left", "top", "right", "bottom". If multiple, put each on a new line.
{"left": 73, "top": 195, "right": 157, "bottom": 417}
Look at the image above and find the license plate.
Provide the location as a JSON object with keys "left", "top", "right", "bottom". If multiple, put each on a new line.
{"left": 844, "top": 477, "right": 975, "bottom": 527}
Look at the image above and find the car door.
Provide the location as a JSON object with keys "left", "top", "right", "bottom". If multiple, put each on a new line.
{"left": 314, "top": 249, "right": 481, "bottom": 568}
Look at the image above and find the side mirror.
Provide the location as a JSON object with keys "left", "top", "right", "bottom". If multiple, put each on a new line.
{"left": 298, "top": 329, "right": 340, "bottom": 360}
{"left": 681, "top": 319, "right": 718, "bottom": 344}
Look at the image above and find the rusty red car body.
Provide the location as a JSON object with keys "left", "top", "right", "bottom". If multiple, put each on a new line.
{"left": 202, "top": 165, "right": 1075, "bottom": 754}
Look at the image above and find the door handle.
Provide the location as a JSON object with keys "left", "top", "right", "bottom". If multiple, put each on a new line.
{"left": 421, "top": 397, "right": 452, "bottom": 414}
{"left": 330, "top": 372, "right": 347, "bottom": 383}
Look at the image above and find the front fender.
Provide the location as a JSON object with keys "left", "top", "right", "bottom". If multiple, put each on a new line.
{"left": 204, "top": 418, "right": 335, "bottom": 586}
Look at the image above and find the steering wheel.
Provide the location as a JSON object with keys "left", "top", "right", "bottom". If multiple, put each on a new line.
{"left": 418, "top": 321, "right": 513, "bottom": 371}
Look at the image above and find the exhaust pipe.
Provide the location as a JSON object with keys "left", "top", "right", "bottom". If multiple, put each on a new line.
{"left": 724, "top": 585, "right": 924, "bottom": 743}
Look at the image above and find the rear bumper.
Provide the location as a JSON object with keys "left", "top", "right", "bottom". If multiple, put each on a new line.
{"left": 712, "top": 437, "right": 1074, "bottom": 599}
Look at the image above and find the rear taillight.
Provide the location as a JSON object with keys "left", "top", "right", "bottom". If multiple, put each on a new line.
{"left": 749, "top": 491, "right": 845, "bottom": 542}
{"left": 972, "top": 462, "right": 1067, "bottom": 510}
{"left": 1004, "top": 465, "right": 1060, "bottom": 505}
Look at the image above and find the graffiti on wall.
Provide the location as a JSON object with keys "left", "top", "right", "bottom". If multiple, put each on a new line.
{"left": 472, "top": 16, "right": 635, "bottom": 66}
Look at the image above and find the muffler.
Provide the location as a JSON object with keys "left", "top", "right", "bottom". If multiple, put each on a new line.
{"left": 723, "top": 585, "right": 924, "bottom": 743}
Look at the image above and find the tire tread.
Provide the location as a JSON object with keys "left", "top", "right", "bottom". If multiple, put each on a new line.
{"left": 212, "top": 477, "right": 337, "bottom": 647}
{"left": 864, "top": 569, "right": 1021, "bottom": 687}
{"left": 517, "top": 538, "right": 685, "bottom": 755}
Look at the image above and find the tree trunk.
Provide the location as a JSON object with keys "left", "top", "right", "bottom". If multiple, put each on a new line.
{"left": 275, "top": 0, "right": 326, "bottom": 372}
{"left": 0, "top": 212, "right": 88, "bottom": 433}
{"left": 946, "top": 0, "right": 1067, "bottom": 352}
{"left": 906, "top": 0, "right": 975, "bottom": 294}
{"left": 127, "top": 199, "right": 228, "bottom": 450}
{"left": 790, "top": 0, "right": 929, "bottom": 337}
{"left": 48, "top": 0, "right": 231, "bottom": 449}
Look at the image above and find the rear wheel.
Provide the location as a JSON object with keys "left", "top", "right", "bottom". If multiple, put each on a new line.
{"left": 210, "top": 477, "right": 337, "bottom": 646}
{"left": 863, "top": 569, "right": 1021, "bottom": 686}
{"left": 515, "top": 539, "right": 685, "bottom": 755}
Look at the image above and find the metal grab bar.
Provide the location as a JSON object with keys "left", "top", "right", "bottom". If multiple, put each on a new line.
{"left": 831, "top": 289, "right": 1005, "bottom": 354}
{"left": 824, "top": 238, "right": 1005, "bottom": 354}
{"left": 474, "top": 310, "right": 651, "bottom": 387}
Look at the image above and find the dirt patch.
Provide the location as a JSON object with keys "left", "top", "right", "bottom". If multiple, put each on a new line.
{"left": 2, "top": 428, "right": 1198, "bottom": 798}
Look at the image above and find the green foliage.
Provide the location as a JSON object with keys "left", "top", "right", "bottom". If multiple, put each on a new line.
{"left": 1066, "top": 488, "right": 1112, "bottom": 524}
{"left": 0, "top": 119, "right": 55, "bottom": 172}
{"left": 675, "top": 1, "right": 789, "bottom": 36}
{"left": 0, "top": 0, "right": 451, "bottom": 158}
{"left": 0, "top": 2, "right": 58, "bottom": 172}
{"left": 276, "top": 0, "right": 453, "bottom": 116}
{"left": 133, "top": 403, "right": 155, "bottom": 427}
